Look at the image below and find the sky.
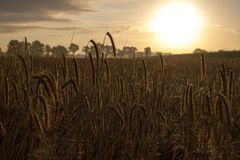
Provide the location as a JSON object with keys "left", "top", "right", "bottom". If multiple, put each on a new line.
{"left": 0, "top": 0, "right": 240, "bottom": 53}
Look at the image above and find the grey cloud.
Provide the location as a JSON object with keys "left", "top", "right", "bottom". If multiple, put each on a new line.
{"left": 0, "top": 25, "right": 93, "bottom": 33}
{"left": 0, "top": 0, "right": 93, "bottom": 23}
{"left": 0, "top": 0, "right": 90, "bottom": 13}
{"left": 0, "top": 13, "right": 70, "bottom": 23}
{"left": 0, "top": 24, "right": 131, "bottom": 35}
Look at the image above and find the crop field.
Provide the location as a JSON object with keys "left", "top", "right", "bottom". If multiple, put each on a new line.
{"left": 0, "top": 52, "right": 240, "bottom": 160}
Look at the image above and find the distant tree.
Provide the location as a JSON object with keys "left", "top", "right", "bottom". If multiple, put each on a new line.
{"left": 82, "top": 46, "right": 89, "bottom": 54}
{"left": 218, "top": 49, "right": 226, "bottom": 53}
{"left": 122, "top": 46, "right": 137, "bottom": 58}
{"left": 104, "top": 45, "right": 114, "bottom": 58}
{"left": 193, "top": 48, "right": 207, "bottom": 54}
{"left": 7, "top": 40, "right": 22, "bottom": 55}
{"left": 45, "top": 44, "right": 51, "bottom": 56}
{"left": 30, "top": 40, "right": 44, "bottom": 56}
{"left": 82, "top": 43, "right": 120, "bottom": 57}
{"left": 92, "top": 43, "right": 104, "bottom": 57}
{"left": 144, "top": 47, "right": 152, "bottom": 58}
{"left": 6, "top": 40, "right": 31, "bottom": 55}
{"left": 52, "top": 45, "right": 68, "bottom": 57}
{"left": 117, "top": 49, "right": 124, "bottom": 58}
{"left": 82, "top": 43, "right": 103, "bottom": 57}
{"left": 68, "top": 43, "right": 79, "bottom": 54}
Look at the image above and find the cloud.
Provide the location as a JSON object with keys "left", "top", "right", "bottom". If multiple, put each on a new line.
{"left": 0, "top": 24, "right": 132, "bottom": 34}
{"left": 97, "top": 25, "right": 131, "bottom": 33}
{"left": 0, "top": 0, "right": 140, "bottom": 35}
{"left": 0, "top": 25, "right": 94, "bottom": 33}
{"left": 0, "top": 0, "right": 93, "bottom": 23}
{"left": 0, "top": 13, "right": 71, "bottom": 23}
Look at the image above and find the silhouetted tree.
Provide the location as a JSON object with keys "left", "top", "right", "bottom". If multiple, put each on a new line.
{"left": 144, "top": 47, "right": 152, "bottom": 58}
{"left": 30, "top": 40, "right": 44, "bottom": 56}
{"left": 92, "top": 43, "right": 104, "bottom": 57}
{"left": 68, "top": 43, "right": 79, "bottom": 54}
{"left": 52, "top": 45, "right": 68, "bottom": 57}
{"left": 82, "top": 46, "right": 89, "bottom": 54}
{"left": 7, "top": 40, "right": 22, "bottom": 55}
{"left": 6, "top": 40, "right": 31, "bottom": 55}
{"left": 82, "top": 43, "right": 104, "bottom": 57}
{"left": 117, "top": 49, "right": 124, "bottom": 58}
{"left": 122, "top": 46, "right": 137, "bottom": 58}
{"left": 45, "top": 44, "right": 51, "bottom": 56}
{"left": 193, "top": 48, "right": 207, "bottom": 54}
{"left": 104, "top": 45, "right": 114, "bottom": 58}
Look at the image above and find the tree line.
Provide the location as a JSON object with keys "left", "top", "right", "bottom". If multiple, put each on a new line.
{"left": 3, "top": 40, "right": 80, "bottom": 57}
{"left": 1, "top": 39, "right": 157, "bottom": 58}
{"left": 1, "top": 40, "right": 240, "bottom": 57}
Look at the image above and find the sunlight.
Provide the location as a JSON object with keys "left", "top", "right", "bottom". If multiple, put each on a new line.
{"left": 150, "top": 2, "right": 203, "bottom": 47}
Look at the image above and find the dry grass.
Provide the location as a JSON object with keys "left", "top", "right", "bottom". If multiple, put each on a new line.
{"left": 0, "top": 35, "right": 240, "bottom": 160}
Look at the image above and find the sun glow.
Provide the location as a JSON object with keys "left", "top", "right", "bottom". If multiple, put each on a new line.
{"left": 150, "top": 2, "right": 203, "bottom": 47}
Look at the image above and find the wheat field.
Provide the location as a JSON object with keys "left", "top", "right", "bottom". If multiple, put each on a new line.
{"left": 0, "top": 45, "right": 240, "bottom": 160}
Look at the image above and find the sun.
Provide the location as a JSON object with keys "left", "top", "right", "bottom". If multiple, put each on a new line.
{"left": 150, "top": 2, "right": 203, "bottom": 47}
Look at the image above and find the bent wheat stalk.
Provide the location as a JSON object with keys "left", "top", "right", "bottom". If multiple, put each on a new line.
{"left": 102, "top": 32, "right": 117, "bottom": 57}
